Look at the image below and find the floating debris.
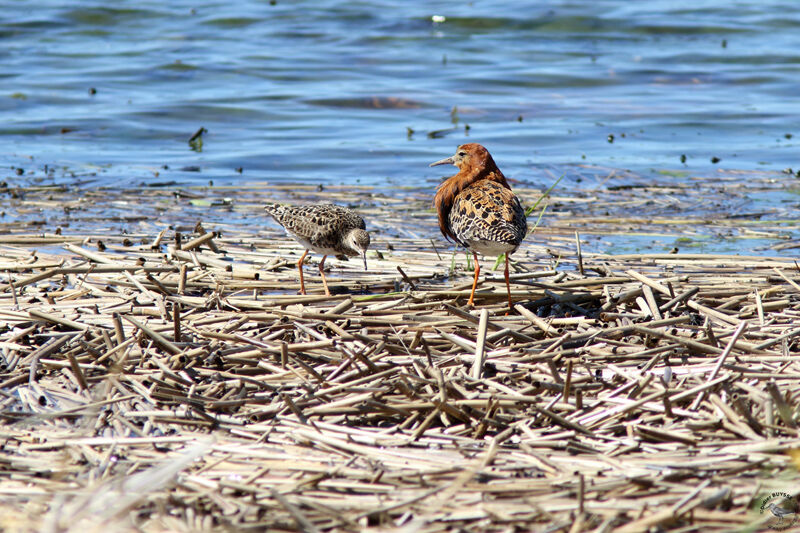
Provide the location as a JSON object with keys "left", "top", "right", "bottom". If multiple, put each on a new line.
{"left": 188, "top": 127, "right": 207, "bottom": 152}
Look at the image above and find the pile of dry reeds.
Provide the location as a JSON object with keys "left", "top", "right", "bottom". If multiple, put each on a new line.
{"left": 1, "top": 178, "right": 799, "bottom": 532}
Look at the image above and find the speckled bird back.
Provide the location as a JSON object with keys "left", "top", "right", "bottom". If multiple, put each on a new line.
{"left": 447, "top": 179, "right": 527, "bottom": 252}
{"left": 264, "top": 203, "right": 367, "bottom": 256}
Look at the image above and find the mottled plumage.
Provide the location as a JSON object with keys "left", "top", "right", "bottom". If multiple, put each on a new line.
{"left": 431, "top": 143, "right": 527, "bottom": 309}
{"left": 265, "top": 203, "right": 370, "bottom": 295}
{"left": 448, "top": 180, "right": 526, "bottom": 255}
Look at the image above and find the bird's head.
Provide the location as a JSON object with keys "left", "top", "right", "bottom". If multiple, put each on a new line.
{"left": 345, "top": 228, "right": 370, "bottom": 270}
{"left": 429, "top": 143, "right": 493, "bottom": 172}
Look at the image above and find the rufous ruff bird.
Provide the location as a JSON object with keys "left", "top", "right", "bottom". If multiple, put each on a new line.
{"left": 264, "top": 203, "right": 370, "bottom": 296}
{"left": 430, "top": 143, "right": 527, "bottom": 310}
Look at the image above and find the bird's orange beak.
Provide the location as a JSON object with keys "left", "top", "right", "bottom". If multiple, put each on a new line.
{"left": 429, "top": 155, "right": 455, "bottom": 167}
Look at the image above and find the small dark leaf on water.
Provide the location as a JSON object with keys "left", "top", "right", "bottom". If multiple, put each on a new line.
{"left": 235, "top": 167, "right": 243, "bottom": 174}
{"left": 710, "top": 156, "right": 720, "bottom": 163}
{"left": 189, "top": 127, "right": 207, "bottom": 142}
{"left": 162, "top": 164, "right": 169, "bottom": 169}
{"left": 97, "top": 240, "right": 105, "bottom": 251}
{"left": 60, "top": 127, "right": 74, "bottom": 134}
{"left": 180, "top": 166, "right": 201, "bottom": 172}
{"left": 427, "top": 127, "right": 457, "bottom": 139}
{"left": 785, "top": 133, "right": 793, "bottom": 139}
{"left": 721, "top": 39, "right": 727, "bottom": 48}
{"left": 680, "top": 154, "right": 687, "bottom": 163}
{"left": 88, "top": 87, "right": 97, "bottom": 95}
{"left": 517, "top": 115, "right": 523, "bottom": 122}
{"left": 188, "top": 127, "right": 207, "bottom": 152}
{"left": 15, "top": 168, "right": 23, "bottom": 175}
{"left": 607, "top": 134, "right": 614, "bottom": 143}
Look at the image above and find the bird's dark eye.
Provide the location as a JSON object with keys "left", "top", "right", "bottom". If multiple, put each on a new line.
{"left": 457, "top": 151, "right": 467, "bottom": 156}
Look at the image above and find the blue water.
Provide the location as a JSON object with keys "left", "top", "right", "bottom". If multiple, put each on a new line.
{"left": 2, "top": 1, "right": 800, "bottom": 190}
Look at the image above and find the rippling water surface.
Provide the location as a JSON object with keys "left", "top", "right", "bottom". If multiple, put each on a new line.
{"left": 2, "top": 1, "right": 799, "bottom": 190}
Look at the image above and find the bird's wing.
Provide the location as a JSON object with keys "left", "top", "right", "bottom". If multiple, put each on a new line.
{"left": 450, "top": 181, "right": 527, "bottom": 246}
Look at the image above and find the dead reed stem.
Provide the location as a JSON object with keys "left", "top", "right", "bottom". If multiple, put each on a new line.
{"left": 1, "top": 180, "right": 799, "bottom": 532}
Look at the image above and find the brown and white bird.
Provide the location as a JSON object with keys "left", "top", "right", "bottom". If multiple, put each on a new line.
{"left": 430, "top": 143, "right": 527, "bottom": 310}
{"left": 265, "top": 203, "right": 370, "bottom": 296}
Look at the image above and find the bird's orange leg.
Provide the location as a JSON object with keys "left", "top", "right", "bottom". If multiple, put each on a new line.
{"left": 467, "top": 252, "right": 480, "bottom": 307}
{"left": 318, "top": 255, "right": 331, "bottom": 296}
{"left": 505, "top": 253, "right": 513, "bottom": 312}
{"left": 297, "top": 249, "right": 309, "bottom": 295}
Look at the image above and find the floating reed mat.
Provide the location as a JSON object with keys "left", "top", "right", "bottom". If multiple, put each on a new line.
{"left": 0, "top": 184, "right": 800, "bottom": 532}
